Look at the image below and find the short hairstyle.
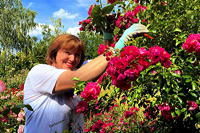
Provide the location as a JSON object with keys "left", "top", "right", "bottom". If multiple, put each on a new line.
{"left": 45, "top": 34, "right": 85, "bottom": 68}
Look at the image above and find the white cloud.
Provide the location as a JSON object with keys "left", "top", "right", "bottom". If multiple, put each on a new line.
{"left": 53, "top": 9, "right": 79, "bottom": 19}
{"left": 66, "top": 27, "right": 80, "bottom": 36}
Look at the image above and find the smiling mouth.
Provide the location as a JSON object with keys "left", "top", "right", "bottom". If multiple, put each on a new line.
{"left": 66, "top": 64, "right": 73, "bottom": 68}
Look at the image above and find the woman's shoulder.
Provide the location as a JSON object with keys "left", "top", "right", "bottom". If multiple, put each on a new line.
{"left": 28, "top": 64, "right": 55, "bottom": 75}
{"left": 32, "top": 64, "right": 52, "bottom": 69}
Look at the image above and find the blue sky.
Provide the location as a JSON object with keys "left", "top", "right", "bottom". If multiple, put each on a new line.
{"left": 22, "top": 0, "right": 104, "bottom": 36}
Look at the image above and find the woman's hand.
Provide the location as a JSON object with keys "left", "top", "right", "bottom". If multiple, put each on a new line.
{"left": 115, "top": 23, "right": 149, "bottom": 49}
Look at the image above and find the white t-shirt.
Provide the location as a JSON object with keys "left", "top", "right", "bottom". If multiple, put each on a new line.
{"left": 23, "top": 64, "right": 83, "bottom": 133}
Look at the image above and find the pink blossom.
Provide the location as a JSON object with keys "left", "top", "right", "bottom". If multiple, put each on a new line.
{"left": 113, "top": 35, "right": 119, "bottom": 42}
{"left": 158, "top": 103, "right": 173, "bottom": 120}
{"left": 75, "top": 101, "right": 88, "bottom": 113}
{"left": 174, "top": 70, "right": 182, "bottom": 75}
{"left": 17, "top": 110, "right": 25, "bottom": 122}
{"left": 187, "top": 101, "right": 199, "bottom": 111}
{"left": 102, "top": 122, "right": 114, "bottom": 128}
{"left": 0, "top": 116, "right": 8, "bottom": 122}
{"left": 88, "top": 4, "right": 95, "bottom": 16}
{"left": 134, "top": 0, "right": 139, "bottom": 3}
{"left": 80, "top": 82, "right": 101, "bottom": 101}
{"left": 182, "top": 34, "right": 200, "bottom": 53}
{"left": 90, "top": 120, "right": 104, "bottom": 132}
{"left": 124, "top": 68, "right": 140, "bottom": 79}
{"left": 115, "top": 16, "right": 123, "bottom": 28}
{"left": 124, "top": 111, "right": 134, "bottom": 118}
{"left": 17, "top": 125, "right": 24, "bottom": 133}
{"left": 98, "top": 44, "right": 109, "bottom": 55}
{"left": 0, "top": 80, "right": 6, "bottom": 92}
{"left": 107, "top": 0, "right": 117, "bottom": 4}
{"left": 148, "top": 45, "right": 171, "bottom": 68}
{"left": 130, "top": 107, "right": 140, "bottom": 112}
{"left": 97, "top": 72, "right": 108, "bottom": 83}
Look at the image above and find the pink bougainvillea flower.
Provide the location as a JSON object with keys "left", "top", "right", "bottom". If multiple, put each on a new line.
{"left": 174, "top": 70, "right": 182, "bottom": 75}
{"left": 17, "top": 125, "right": 24, "bottom": 133}
{"left": 0, "top": 116, "right": 8, "bottom": 122}
{"left": 187, "top": 101, "right": 199, "bottom": 111}
{"left": 158, "top": 103, "right": 173, "bottom": 120}
{"left": 107, "top": 0, "right": 117, "bottom": 4}
{"left": 182, "top": 34, "right": 200, "bottom": 53}
{"left": 97, "top": 72, "right": 108, "bottom": 84}
{"left": 88, "top": 4, "right": 95, "bottom": 16}
{"left": 148, "top": 45, "right": 171, "bottom": 68}
{"left": 17, "top": 110, "right": 25, "bottom": 122}
{"left": 102, "top": 122, "right": 114, "bottom": 128}
{"left": 98, "top": 44, "right": 109, "bottom": 55}
{"left": 90, "top": 120, "right": 104, "bottom": 132}
{"left": 124, "top": 111, "right": 134, "bottom": 118}
{"left": 133, "top": 5, "right": 147, "bottom": 16}
{"left": 130, "top": 107, "right": 140, "bottom": 112}
{"left": 134, "top": 0, "right": 140, "bottom": 3}
{"left": 0, "top": 80, "right": 6, "bottom": 92}
{"left": 75, "top": 100, "right": 88, "bottom": 113}
{"left": 80, "top": 82, "right": 101, "bottom": 101}
{"left": 114, "top": 35, "right": 120, "bottom": 42}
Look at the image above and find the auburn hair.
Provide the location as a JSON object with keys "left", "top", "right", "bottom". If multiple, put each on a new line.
{"left": 45, "top": 34, "right": 85, "bottom": 68}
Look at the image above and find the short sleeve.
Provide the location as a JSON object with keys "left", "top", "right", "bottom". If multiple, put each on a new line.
{"left": 27, "top": 64, "right": 66, "bottom": 94}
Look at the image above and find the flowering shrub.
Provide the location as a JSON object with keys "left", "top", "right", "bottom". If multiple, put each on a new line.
{"left": 182, "top": 34, "right": 200, "bottom": 53}
{"left": 74, "top": 32, "right": 200, "bottom": 132}
{"left": 97, "top": 44, "right": 171, "bottom": 90}
{"left": 0, "top": 0, "right": 200, "bottom": 132}
{"left": 0, "top": 70, "right": 32, "bottom": 132}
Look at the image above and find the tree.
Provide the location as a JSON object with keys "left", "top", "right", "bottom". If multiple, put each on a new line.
{"left": 0, "top": 0, "right": 36, "bottom": 52}
{"left": 78, "top": 31, "right": 103, "bottom": 60}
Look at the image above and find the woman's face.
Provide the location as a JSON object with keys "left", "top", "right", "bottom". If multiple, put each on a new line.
{"left": 53, "top": 48, "right": 81, "bottom": 70}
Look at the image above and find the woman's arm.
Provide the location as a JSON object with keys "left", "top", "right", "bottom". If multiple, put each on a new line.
{"left": 54, "top": 55, "right": 108, "bottom": 92}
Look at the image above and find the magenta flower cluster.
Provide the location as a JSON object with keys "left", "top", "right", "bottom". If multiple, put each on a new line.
{"left": 80, "top": 82, "right": 101, "bottom": 101}
{"left": 75, "top": 100, "right": 88, "bottom": 114}
{"left": 157, "top": 103, "right": 173, "bottom": 120}
{"left": 79, "top": 19, "right": 95, "bottom": 31}
{"left": 115, "top": 5, "right": 147, "bottom": 29}
{"left": 182, "top": 34, "right": 200, "bottom": 53}
{"left": 98, "top": 45, "right": 172, "bottom": 90}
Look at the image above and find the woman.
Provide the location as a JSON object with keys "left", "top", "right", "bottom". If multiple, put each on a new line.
{"left": 23, "top": 23, "right": 148, "bottom": 133}
{"left": 23, "top": 34, "right": 108, "bottom": 133}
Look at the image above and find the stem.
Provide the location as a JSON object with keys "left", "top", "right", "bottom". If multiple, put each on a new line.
{"left": 99, "top": 0, "right": 102, "bottom": 8}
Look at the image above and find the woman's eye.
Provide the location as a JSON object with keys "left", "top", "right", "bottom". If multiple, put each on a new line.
{"left": 65, "top": 51, "right": 70, "bottom": 54}
{"left": 76, "top": 53, "right": 81, "bottom": 57}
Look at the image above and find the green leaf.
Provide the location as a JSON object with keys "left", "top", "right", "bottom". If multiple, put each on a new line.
{"left": 191, "top": 82, "right": 197, "bottom": 90}
{"left": 175, "top": 108, "right": 181, "bottom": 116}
{"left": 173, "top": 28, "right": 182, "bottom": 32}
{"left": 195, "top": 112, "right": 200, "bottom": 119}
{"left": 73, "top": 77, "right": 80, "bottom": 81}
{"left": 12, "top": 107, "right": 21, "bottom": 114}
{"left": 190, "top": 92, "right": 198, "bottom": 98}
{"left": 91, "top": 5, "right": 101, "bottom": 18}
{"left": 171, "top": 112, "right": 176, "bottom": 117}
{"left": 181, "top": 108, "right": 187, "bottom": 113}
{"left": 102, "top": 4, "right": 115, "bottom": 15}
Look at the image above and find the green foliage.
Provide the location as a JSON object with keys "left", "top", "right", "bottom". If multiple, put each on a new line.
{"left": 78, "top": 31, "right": 103, "bottom": 60}
{"left": 0, "top": 0, "right": 36, "bottom": 52}
{"left": 142, "top": 0, "right": 200, "bottom": 52}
